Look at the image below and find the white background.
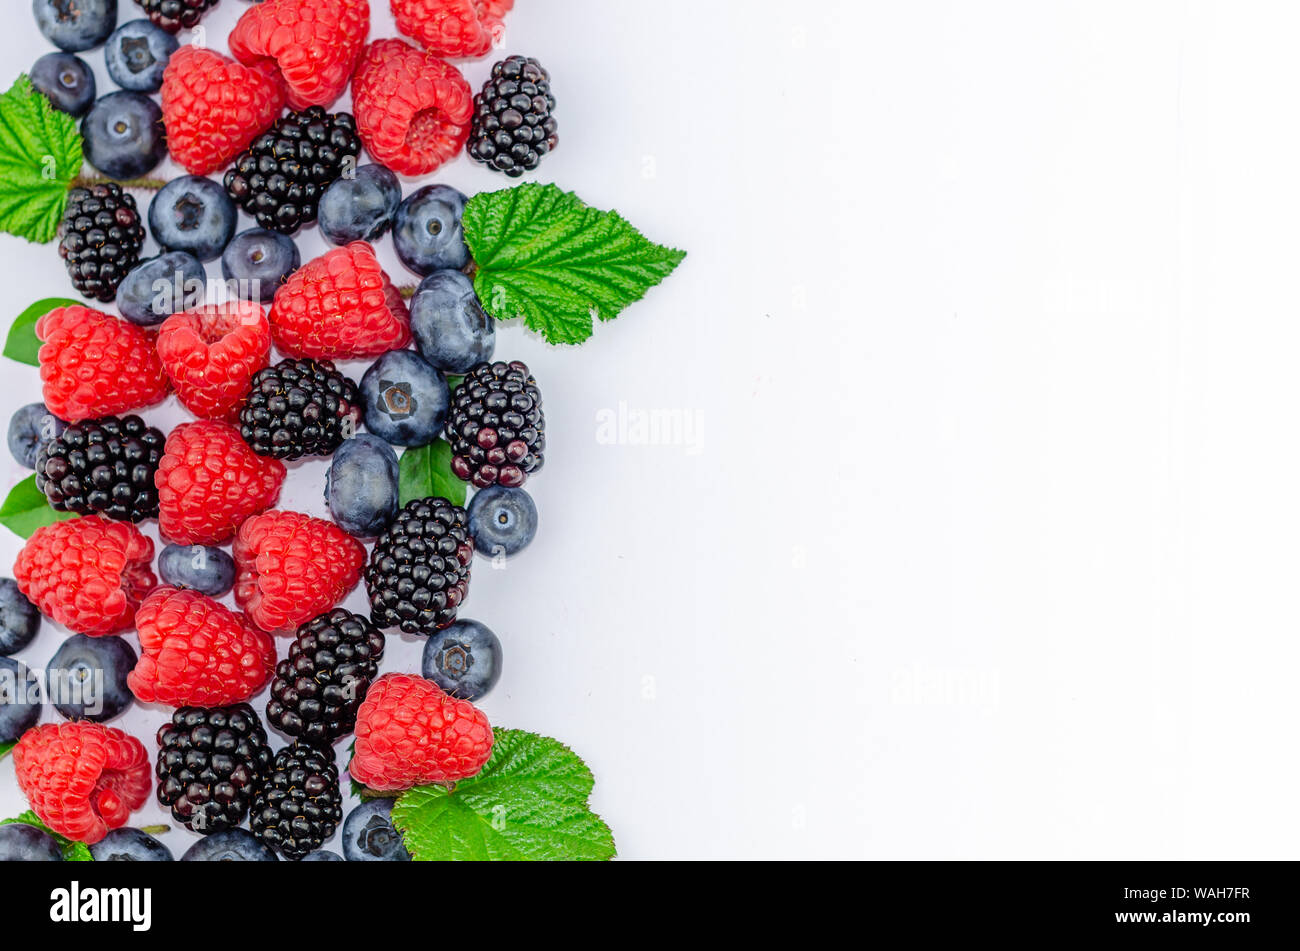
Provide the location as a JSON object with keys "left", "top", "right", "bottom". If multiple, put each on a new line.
{"left": 2, "top": 0, "right": 1298, "bottom": 860}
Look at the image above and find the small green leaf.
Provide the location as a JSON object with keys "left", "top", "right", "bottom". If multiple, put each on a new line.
{"left": 0, "top": 741, "right": 13, "bottom": 760}
{"left": 0, "top": 474, "right": 75, "bottom": 538}
{"left": 0, "top": 75, "right": 83, "bottom": 244}
{"left": 398, "top": 440, "right": 467, "bottom": 508}
{"left": 390, "top": 729, "right": 616, "bottom": 861}
{"left": 0, "top": 811, "right": 93, "bottom": 860}
{"left": 4, "top": 297, "right": 75, "bottom": 365}
{"left": 464, "top": 183, "right": 685, "bottom": 346}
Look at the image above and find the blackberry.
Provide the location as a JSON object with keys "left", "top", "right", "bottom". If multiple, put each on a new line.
{"left": 446, "top": 361, "right": 546, "bottom": 488}
{"left": 34, "top": 415, "right": 164, "bottom": 522}
{"left": 239, "top": 358, "right": 362, "bottom": 460}
{"left": 366, "top": 498, "right": 474, "bottom": 635}
{"left": 223, "top": 108, "right": 362, "bottom": 235}
{"left": 467, "top": 55, "right": 558, "bottom": 177}
{"left": 250, "top": 742, "right": 344, "bottom": 860}
{"left": 133, "top": 0, "right": 221, "bottom": 35}
{"left": 155, "top": 704, "right": 273, "bottom": 836}
{"left": 57, "top": 184, "right": 146, "bottom": 303}
{"left": 266, "top": 609, "right": 386, "bottom": 747}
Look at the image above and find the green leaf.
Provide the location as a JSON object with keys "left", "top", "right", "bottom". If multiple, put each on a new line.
{"left": 0, "top": 75, "right": 83, "bottom": 244}
{"left": 464, "top": 183, "right": 685, "bottom": 346}
{"left": 0, "top": 741, "right": 13, "bottom": 760}
{"left": 398, "top": 440, "right": 467, "bottom": 508}
{"left": 4, "top": 297, "right": 76, "bottom": 365}
{"left": 0, "top": 811, "right": 93, "bottom": 861}
{"left": 390, "top": 729, "right": 616, "bottom": 861}
{"left": 0, "top": 474, "right": 76, "bottom": 538}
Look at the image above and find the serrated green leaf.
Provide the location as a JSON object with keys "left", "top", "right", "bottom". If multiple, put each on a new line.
{"left": 4, "top": 297, "right": 76, "bottom": 365}
{"left": 0, "top": 474, "right": 76, "bottom": 538}
{"left": 0, "top": 75, "right": 83, "bottom": 244}
{"left": 0, "top": 811, "right": 93, "bottom": 860}
{"left": 464, "top": 183, "right": 685, "bottom": 346}
{"left": 390, "top": 729, "right": 616, "bottom": 861}
{"left": 398, "top": 440, "right": 467, "bottom": 508}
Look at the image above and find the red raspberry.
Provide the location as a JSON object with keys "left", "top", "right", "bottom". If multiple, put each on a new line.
{"left": 351, "top": 38, "right": 473, "bottom": 176}
{"left": 156, "top": 301, "right": 271, "bottom": 420}
{"left": 13, "top": 517, "right": 155, "bottom": 636}
{"left": 36, "top": 305, "right": 169, "bottom": 422}
{"left": 234, "top": 511, "right": 366, "bottom": 633}
{"left": 161, "top": 46, "right": 287, "bottom": 175}
{"left": 230, "top": 0, "right": 371, "bottom": 111}
{"left": 128, "top": 586, "right": 277, "bottom": 707}
{"left": 156, "top": 420, "right": 287, "bottom": 546}
{"left": 350, "top": 674, "right": 493, "bottom": 790}
{"left": 268, "top": 242, "right": 411, "bottom": 360}
{"left": 391, "top": 0, "right": 513, "bottom": 58}
{"left": 13, "top": 722, "right": 151, "bottom": 844}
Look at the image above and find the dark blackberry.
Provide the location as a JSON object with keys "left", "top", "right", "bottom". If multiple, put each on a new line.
{"left": 446, "top": 361, "right": 545, "bottom": 488}
{"left": 366, "top": 497, "right": 474, "bottom": 635}
{"left": 155, "top": 704, "right": 272, "bottom": 836}
{"left": 250, "top": 741, "right": 343, "bottom": 861}
{"left": 266, "top": 608, "right": 386, "bottom": 747}
{"left": 133, "top": 0, "right": 221, "bottom": 35}
{"left": 57, "top": 184, "right": 146, "bottom": 303}
{"left": 238, "top": 358, "right": 362, "bottom": 460}
{"left": 223, "top": 107, "right": 362, "bottom": 235}
{"left": 466, "top": 55, "right": 558, "bottom": 177}
{"left": 34, "top": 415, "right": 164, "bottom": 522}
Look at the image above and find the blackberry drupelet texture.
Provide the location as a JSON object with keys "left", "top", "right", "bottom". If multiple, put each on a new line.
{"left": 467, "top": 55, "right": 558, "bottom": 177}
{"left": 57, "top": 184, "right": 146, "bottom": 303}
{"left": 239, "top": 358, "right": 362, "bottom": 460}
{"left": 34, "top": 415, "right": 165, "bottom": 522}
{"left": 155, "top": 704, "right": 273, "bottom": 835}
{"left": 446, "top": 361, "right": 545, "bottom": 488}
{"left": 366, "top": 498, "right": 474, "bottom": 635}
{"left": 250, "top": 741, "right": 344, "bottom": 860}
{"left": 134, "top": 0, "right": 221, "bottom": 34}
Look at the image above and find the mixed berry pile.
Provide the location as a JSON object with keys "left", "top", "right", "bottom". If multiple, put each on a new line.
{"left": 0, "top": 0, "right": 555, "bottom": 862}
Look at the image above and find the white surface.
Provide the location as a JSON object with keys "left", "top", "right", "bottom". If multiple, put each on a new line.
{"left": 3, "top": 0, "right": 1299, "bottom": 860}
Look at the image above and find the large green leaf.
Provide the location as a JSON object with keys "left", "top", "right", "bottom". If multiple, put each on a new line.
{"left": 0, "top": 75, "right": 83, "bottom": 243}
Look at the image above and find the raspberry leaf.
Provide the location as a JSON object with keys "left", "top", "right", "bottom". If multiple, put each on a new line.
{"left": 398, "top": 440, "right": 467, "bottom": 508}
{"left": 391, "top": 729, "right": 615, "bottom": 861}
{"left": 464, "top": 184, "right": 685, "bottom": 346}
{"left": 0, "top": 811, "right": 93, "bottom": 860}
{"left": 4, "top": 297, "right": 77, "bottom": 366}
{"left": 0, "top": 76, "right": 83, "bottom": 244}
{"left": 0, "top": 474, "right": 77, "bottom": 538}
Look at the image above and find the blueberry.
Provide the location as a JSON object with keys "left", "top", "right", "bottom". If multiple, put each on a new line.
{"left": 158, "top": 544, "right": 236, "bottom": 597}
{"left": 7, "top": 402, "right": 63, "bottom": 469}
{"left": 0, "top": 824, "right": 62, "bottom": 862}
{"left": 81, "top": 91, "right": 166, "bottom": 180}
{"left": 104, "top": 19, "right": 178, "bottom": 93}
{"left": 359, "top": 349, "right": 450, "bottom": 447}
{"left": 342, "top": 799, "right": 410, "bottom": 862}
{"left": 32, "top": 0, "right": 116, "bottom": 53}
{"left": 301, "top": 850, "right": 344, "bottom": 862}
{"left": 0, "top": 657, "right": 42, "bottom": 743}
{"left": 222, "top": 228, "right": 301, "bottom": 303}
{"left": 0, "top": 579, "right": 41, "bottom": 656}
{"left": 325, "top": 434, "right": 399, "bottom": 537}
{"left": 467, "top": 485, "right": 538, "bottom": 558}
{"left": 393, "top": 185, "right": 471, "bottom": 275}
{"left": 181, "top": 828, "right": 279, "bottom": 862}
{"left": 90, "top": 827, "right": 174, "bottom": 861}
{"left": 116, "top": 251, "right": 206, "bottom": 326}
{"left": 46, "top": 634, "right": 137, "bottom": 722}
{"left": 149, "top": 176, "right": 237, "bottom": 262}
{"left": 318, "top": 165, "right": 402, "bottom": 246}
{"left": 409, "top": 270, "right": 496, "bottom": 374}
{"left": 29, "top": 52, "right": 95, "bottom": 116}
{"left": 421, "top": 619, "right": 503, "bottom": 701}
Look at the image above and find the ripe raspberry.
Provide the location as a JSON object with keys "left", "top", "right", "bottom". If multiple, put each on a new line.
{"left": 268, "top": 242, "right": 411, "bottom": 360}
{"left": 351, "top": 38, "right": 473, "bottom": 176}
{"left": 349, "top": 673, "right": 493, "bottom": 790}
{"left": 156, "top": 301, "right": 272, "bottom": 420}
{"left": 161, "top": 46, "right": 287, "bottom": 176}
{"left": 234, "top": 511, "right": 366, "bottom": 633}
{"left": 14, "top": 517, "right": 155, "bottom": 636}
{"left": 13, "top": 722, "right": 151, "bottom": 844}
{"left": 36, "top": 305, "right": 169, "bottom": 423}
{"left": 390, "top": 0, "right": 513, "bottom": 58}
{"left": 156, "top": 420, "right": 287, "bottom": 546}
{"left": 230, "top": 0, "right": 371, "bottom": 111}
{"left": 129, "top": 586, "right": 277, "bottom": 708}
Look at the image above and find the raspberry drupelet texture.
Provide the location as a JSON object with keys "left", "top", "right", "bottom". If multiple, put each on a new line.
{"left": 58, "top": 184, "right": 146, "bottom": 303}
{"left": 13, "top": 722, "right": 152, "bottom": 844}
{"left": 238, "top": 358, "right": 362, "bottom": 460}
{"left": 446, "top": 360, "right": 545, "bottom": 488}
{"left": 156, "top": 420, "right": 287, "bottom": 546}
{"left": 155, "top": 704, "right": 273, "bottom": 835}
{"left": 14, "top": 517, "right": 156, "bottom": 636}
{"left": 34, "top": 415, "right": 165, "bottom": 522}
{"left": 156, "top": 301, "right": 272, "bottom": 421}
{"left": 390, "top": 0, "right": 513, "bottom": 58}
{"left": 36, "top": 305, "right": 170, "bottom": 423}
{"left": 129, "top": 586, "right": 277, "bottom": 708}
{"left": 251, "top": 741, "right": 344, "bottom": 859}
{"left": 349, "top": 673, "right": 493, "bottom": 790}
{"left": 365, "top": 497, "right": 474, "bottom": 635}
